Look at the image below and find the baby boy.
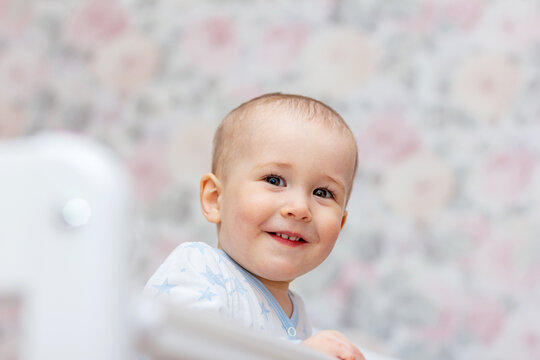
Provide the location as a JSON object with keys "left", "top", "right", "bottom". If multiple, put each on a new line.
{"left": 145, "top": 93, "right": 364, "bottom": 359}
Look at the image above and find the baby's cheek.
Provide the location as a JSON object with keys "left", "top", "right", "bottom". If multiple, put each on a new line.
{"left": 236, "top": 192, "right": 269, "bottom": 220}
{"left": 322, "top": 214, "right": 345, "bottom": 243}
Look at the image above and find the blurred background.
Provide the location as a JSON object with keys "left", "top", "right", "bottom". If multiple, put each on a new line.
{"left": 1, "top": 0, "right": 540, "bottom": 359}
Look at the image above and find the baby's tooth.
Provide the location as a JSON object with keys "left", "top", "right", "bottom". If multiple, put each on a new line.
{"left": 275, "top": 233, "right": 301, "bottom": 241}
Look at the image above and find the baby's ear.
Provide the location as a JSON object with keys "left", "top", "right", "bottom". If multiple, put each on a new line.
{"left": 200, "top": 173, "right": 222, "bottom": 224}
{"left": 340, "top": 210, "right": 348, "bottom": 230}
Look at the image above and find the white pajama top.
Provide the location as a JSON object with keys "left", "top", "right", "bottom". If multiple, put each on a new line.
{"left": 144, "top": 241, "right": 312, "bottom": 341}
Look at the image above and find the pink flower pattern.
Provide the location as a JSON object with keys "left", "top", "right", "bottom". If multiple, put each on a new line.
{"left": 181, "top": 16, "right": 241, "bottom": 75}
{"left": 0, "top": 0, "right": 33, "bottom": 37}
{"left": 356, "top": 112, "right": 421, "bottom": 172}
{"left": 1, "top": 1, "right": 540, "bottom": 359}
{"left": 63, "top": 0, "right": 130, "bottom": 51}
{"left": 480, "top": 149, "right": 536, "bottom": 202}
{"left": 255, "top": 22, "right": 308, "bottom": 71}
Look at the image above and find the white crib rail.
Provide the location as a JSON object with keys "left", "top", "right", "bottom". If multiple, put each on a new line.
{"left": 135, "top": 298, "right": 399, "bottom": 360}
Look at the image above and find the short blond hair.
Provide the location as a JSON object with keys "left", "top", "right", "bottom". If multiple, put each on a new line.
{"left": 212, "top": 93, "right": 358, "bottom": 191}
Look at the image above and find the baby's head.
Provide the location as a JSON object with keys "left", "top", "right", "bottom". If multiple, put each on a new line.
{"left": 200, "top": 93, "right": 357, "bottom": 285}
{"left": 212, "top": 93, "right": 358, "bottom": 193}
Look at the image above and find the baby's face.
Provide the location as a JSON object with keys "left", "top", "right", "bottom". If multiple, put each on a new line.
{"left": 216, "top": 110, "right": 356, "bottom": 286}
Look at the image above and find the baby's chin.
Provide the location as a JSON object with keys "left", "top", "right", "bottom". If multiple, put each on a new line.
{"left": 248, "top": 265, "right": 311, "bottom": 285}
{"left": 223, "top": 246, "right": 312, "bottom": 283}
{"left": 251, "top": 271, "right": 296, "bottom": 286}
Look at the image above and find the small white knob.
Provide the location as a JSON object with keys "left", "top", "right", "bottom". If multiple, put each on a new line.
{"left": 62, "top": 197, "right": 92, "bottom": 227}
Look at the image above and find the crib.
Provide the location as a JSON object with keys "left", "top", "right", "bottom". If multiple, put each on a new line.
{"left": 0, "top": 133, "right": 395, "bottom": 360}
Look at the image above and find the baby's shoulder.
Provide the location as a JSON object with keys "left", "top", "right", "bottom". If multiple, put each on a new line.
{"left": 165, "top": 241, "right": 222, "bottom": 268}
{"left": 146, "top": 241, "right": 233, "bottom": 291}
{"left": 172, "top": 241, "right": 215, "bottom": 256}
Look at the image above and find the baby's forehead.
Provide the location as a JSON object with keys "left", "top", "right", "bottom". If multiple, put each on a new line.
{"left": 226, "top": 112, "right": 346, "bottom": 154}
{"left": 221, "top": 114, "right": 357, "bottom": 175}
{"left": 213, "top": 96, "right": 358, "bottom": 185}
{"left": 236, "top": 104, "right": 346, "bottom": 136}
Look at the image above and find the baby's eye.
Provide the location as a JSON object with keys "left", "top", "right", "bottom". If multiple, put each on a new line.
{"left": 265, "top": 175, "right": 285, "bottom": 187}
{"left": 313, "top": 188, "right": 334, "bottom": 199}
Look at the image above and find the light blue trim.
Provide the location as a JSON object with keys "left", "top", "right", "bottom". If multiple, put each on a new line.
{"left": 217, "top": 249, "right": 300, "bottom": 340}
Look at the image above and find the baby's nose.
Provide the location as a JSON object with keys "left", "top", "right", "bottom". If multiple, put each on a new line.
{"left": 280, "top": 194, "right": 312, "bottom": 222}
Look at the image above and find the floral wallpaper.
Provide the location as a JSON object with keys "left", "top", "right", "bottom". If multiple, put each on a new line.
{"left": 1, "top": 0, "right": 540, "bottom": 359}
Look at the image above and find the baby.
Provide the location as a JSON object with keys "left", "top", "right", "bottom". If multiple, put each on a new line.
{"left": 145, "top": 93, "right": 364, "bottom": 359}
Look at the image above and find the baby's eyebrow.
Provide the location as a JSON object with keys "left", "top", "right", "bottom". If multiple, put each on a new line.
{"left": 255, "top": 162, "right": 292, "bottom": 170}
{"left": 323, "top": 174, "right": 346, "bottom": 193}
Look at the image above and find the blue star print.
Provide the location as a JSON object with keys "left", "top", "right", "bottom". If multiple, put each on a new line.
{"left": 187, "top": 242, "right": 208, "bottom": 255}
{"left": 201, "top": 265, "right": 226, "bottom": 288}
{"left": 152, "top": 277, "right": 177, "bottom": 297}
{"left": 198, "top": 287, "right": 216, "bottom": 302}
{"left": 260, "top": 302, "right": 271, "bottom": 320}
{"left": 229, "top": 277, "right": 247, "bottom": 296}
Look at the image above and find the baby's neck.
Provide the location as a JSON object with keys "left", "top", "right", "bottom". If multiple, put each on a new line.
{"left": 254, "top": 276, "right": 293, "bottom": 318}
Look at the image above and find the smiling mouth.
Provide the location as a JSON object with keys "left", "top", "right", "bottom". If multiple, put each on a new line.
{"left": 270, "top": 232, "right": 306, "bottom": 243}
